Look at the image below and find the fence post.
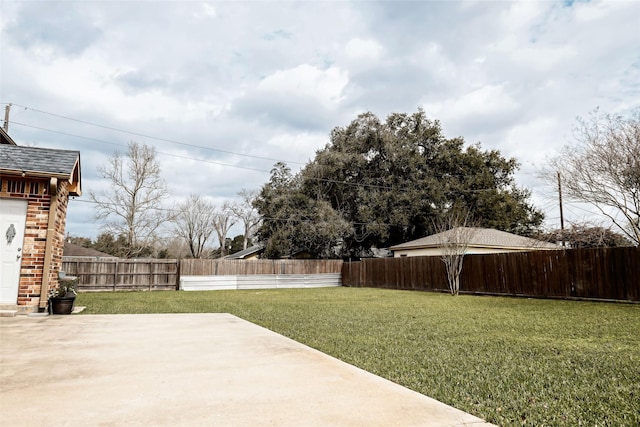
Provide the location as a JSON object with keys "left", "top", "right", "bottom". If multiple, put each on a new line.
{"left": 176, "top": 260, "right": 181, "bottom": 290}
{"left": 113, "top": 260, "right": 118, "bottom": 292}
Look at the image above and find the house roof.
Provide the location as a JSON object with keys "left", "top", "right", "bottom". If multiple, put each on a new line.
{"left": 0, "top": 127, "right": 17, "bottom": 145}
{"left": 224, "top": 245, "right": 265, "bottom": 260}
{"left": 63, "top": 242, "right": 116, "bottom": 258}
{"left": 0, "top": 144, "right": 81, "bottom": 196}
{"left": 389, "top": 227, "right": 559, "bottom": 251}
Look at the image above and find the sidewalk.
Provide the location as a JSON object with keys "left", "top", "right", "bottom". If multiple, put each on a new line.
{"left": 0, "top": 314, "right": 494, "bottom": 426}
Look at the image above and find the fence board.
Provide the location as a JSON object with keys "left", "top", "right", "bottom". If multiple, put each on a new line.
{"left": 342, "top": 247, "right": 640, "bottom": 302}
{"left": 61, "top": 258, "right": 179, "bottom": 292}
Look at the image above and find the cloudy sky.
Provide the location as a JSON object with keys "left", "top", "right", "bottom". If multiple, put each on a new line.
{"left": 1, "top": 0, "right": 639, "bottom": 242}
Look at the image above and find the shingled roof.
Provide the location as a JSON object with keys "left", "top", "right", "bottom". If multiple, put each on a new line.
{"left": 389, "top": 227, "right": 559, "bottom": 251}
{"left": 224, "top": 245, "right": 265, "bottom": 260}
{"left": 0, "top": 144, "right": 81, "bottom": 195}
{"left": 63, "top": 242, "right": 116, "bottom": 259}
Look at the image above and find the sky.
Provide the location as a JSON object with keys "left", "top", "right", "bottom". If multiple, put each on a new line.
{"left": 1, "top": 0, "right": 639, "bottom": 244}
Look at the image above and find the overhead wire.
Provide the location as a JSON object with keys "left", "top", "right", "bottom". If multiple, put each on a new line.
{"left": 9, "top": 103, "right": 306, "bottom": 165}
{"left": 6, "top": 103, "right": 565, "bottom": 233}
{"left": 9, "top": 117, "right": 517, "bottom": 194}
{"left": 71, "top": 198, "right": 398, "bottom": 227}
{"left": 10, "top": 121, "right": 270, "bottom": 174}
{"left": 7, "top": 103, "right": 598, "bottom": 238}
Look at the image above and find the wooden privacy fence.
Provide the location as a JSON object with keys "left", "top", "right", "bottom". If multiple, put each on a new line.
{"left": 342, "top": 247, "right": 640, "bottom": 301}
{"left": 61, "top": 258, "right": 179, "bottom": 291}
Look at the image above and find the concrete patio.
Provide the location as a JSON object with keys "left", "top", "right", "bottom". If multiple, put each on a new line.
{"left": 0, "top": 313, "right": 494, "bottom": 426}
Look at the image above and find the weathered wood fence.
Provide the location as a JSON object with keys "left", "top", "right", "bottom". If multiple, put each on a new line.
{"left": 342, "top": 247, "right": 640, "bottom": 302}
{"left": 61, "top": 258, "right": 179, "bottom": 291}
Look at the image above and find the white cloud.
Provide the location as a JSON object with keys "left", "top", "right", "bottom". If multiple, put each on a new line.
{"left": 504, "top": 116, "right": 561, "bottom": 163}
{"left": 425, "top": 84, "right": 519, "bottom": 128}
{"left": 572, "top": 0, "right": 632, "bottom": 22}
{"left": 344, "top": 37, "right": 383, "bottom": 63}
{"left": 198, "top": 3, "right": 217, "bottom": 19}
{"left": 498, "top": 1, "right": 545, "bottom": 34}
{"left": 257, "top": 64, "right": 349, "bottom": 109}
{"left": 266, "top": 131, "right": 328, "bottom": 160}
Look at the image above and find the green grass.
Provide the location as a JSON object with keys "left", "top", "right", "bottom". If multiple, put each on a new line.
{"left": 77, "top": 288, "right": 640, "bottom": 426}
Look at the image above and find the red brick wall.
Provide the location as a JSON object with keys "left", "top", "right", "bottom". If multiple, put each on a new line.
{"left": 0, "top": 177, "right": 70, "bottom": 310}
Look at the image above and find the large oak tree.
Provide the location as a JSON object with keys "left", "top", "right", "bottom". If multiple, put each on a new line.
{"left": 255, "top": 110, "right": 543, "bottom": 258}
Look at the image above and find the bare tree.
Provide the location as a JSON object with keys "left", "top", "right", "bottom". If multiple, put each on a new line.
{"left": 90, "top": 142, "right": 171, "bottom": 257}
{"left": 229, "top": 189, "right": 260, "bottom": 250}
{"left": 434, "top": 214, "right": 477, "bottom": 296}
{"left": 173, "top": 194, "right": 216, "bottom": 258}
{"left": 544, "top": 109, "right": 640, "bottom": 245}
{"left": 539, "top": 221, "right": 632, "bottom": 248}
{"left": 212, "top": 202, "right": 237, "bottom": 257}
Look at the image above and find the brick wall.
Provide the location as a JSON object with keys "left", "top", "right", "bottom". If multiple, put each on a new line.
{"left": 1, "top": 177, "right": 70, "bottom": 311}
{"left": 49, "top": 181, "right": 70, "bottom": 296}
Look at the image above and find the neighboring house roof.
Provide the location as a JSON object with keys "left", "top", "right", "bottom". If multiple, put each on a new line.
{"left": 63, "top": 242, "right": 117, "bottom": 258}
{"left": 224, "top": 245, "right": 265, "bottom": 260}
{"left": 389, "top": 227, "right": 559, "bottom": 251}
{"left": 0, "top": 144, "right": 81, "bottom": 196}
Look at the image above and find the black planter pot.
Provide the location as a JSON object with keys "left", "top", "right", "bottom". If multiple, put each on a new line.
{"left": 50, "top": 296, "right": 76, "bottom": 315}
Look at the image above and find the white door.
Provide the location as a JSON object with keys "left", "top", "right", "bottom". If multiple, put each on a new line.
{"left": 0, "top": 198, "right": 27, "bottom": 304}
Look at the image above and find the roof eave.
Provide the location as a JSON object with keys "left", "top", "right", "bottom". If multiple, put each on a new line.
{"left": 391, "top": 243, "right": 558, "bottom": 251}
{"left": 0, "top": 160, "right": 82, "bottom": 197}
{"left": 0, "top": 168, "right": 71, "bottom": 180}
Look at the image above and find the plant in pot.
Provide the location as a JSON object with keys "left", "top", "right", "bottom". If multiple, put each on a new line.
{"left": 48, "top": 276, "right": 77, "bottom": 315}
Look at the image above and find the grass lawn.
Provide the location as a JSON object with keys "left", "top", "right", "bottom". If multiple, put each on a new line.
{"left": 77, "top": 287, "right": 639, "bottom": 426}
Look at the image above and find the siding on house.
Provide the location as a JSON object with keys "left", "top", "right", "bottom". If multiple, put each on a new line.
{"left": 392, "top": 245, "right": 544, "bottom": 257}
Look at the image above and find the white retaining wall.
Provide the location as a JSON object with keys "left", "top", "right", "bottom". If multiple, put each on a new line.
{"left": 180, "top": 273, "right": 342, "bottom": 291}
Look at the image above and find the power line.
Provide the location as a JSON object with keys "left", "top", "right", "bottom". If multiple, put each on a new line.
{"left": 10, "top": 103, "right": 306, "bottom": 165}
{"left": 10, "top": 121, "right": 271, "bottom": 174}
{"left": 7, "top": 105, "right": 545, "bottom": 198}
{"left": 71, "top": 198, "right": 403, "bottom": 227}
{"left": 11, "top": 120, "right": 510, "bottom": 194}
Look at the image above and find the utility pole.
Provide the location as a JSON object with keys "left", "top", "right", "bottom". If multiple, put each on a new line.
{"left": 557, "top": 171, "right": 565, "bottom": 248}
{"left": 3, "top": 103, "right": 11, "bottom": 131}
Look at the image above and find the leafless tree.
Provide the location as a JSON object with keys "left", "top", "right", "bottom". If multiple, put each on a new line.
{"left": 539, "top": 221, "right": 632, "bottom": 248}
{"left": 90, "top": 142, "right": 172, "bottom": 257}
{"left": 543, "top": 109, "right": 640, "bottom": 245}
{"left": 173, "top": 194, "right": 216, "bottom": 258}
{"left": 434, "top": 214, "right": 477, "bottom": 296}
{"left": 162, "top": 236, "right": 191, "bottom": 259}
{"left": 212, "top": 202, "right": 237, "bottom": 257}
{"left": 229, "top": 189, "right": 260, "bottom": 250}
